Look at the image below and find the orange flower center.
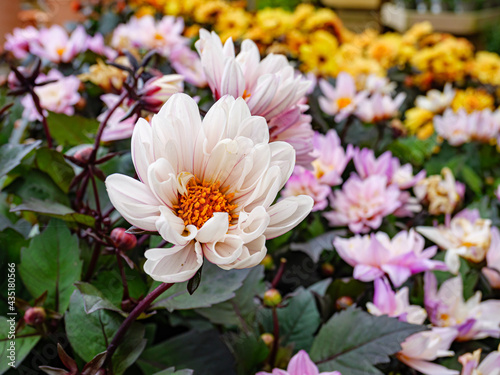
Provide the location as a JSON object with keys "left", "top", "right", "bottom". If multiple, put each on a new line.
{"left": 57, "top": 47, "right": 66, "bottom": 56}
{"left": 242, "top": 90, "right": 252, "bottom": 100}
{"left": 174, "top": 179, "right": 238, "bottom": 229}
{"left": 337, "top": 97, "right": 352, "bottom": 109}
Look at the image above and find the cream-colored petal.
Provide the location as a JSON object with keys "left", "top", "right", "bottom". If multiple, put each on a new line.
{"left": 196, "top": 212, "right": 229, "bottom": 244}
{"left": 131, "top": 118, "right": 154, "bottom": 185}
{"left": 219, "top": 235, "right": 267, "bottom": 270}
{"left": 264, "top": 196, "right": 314, "bottom": 239}
{"left": 202, "top": 234, "right": 243, "bottom": 265}
{"left": 147, "top": 158, "right": 178, "bottom": 209}
{"left": 233, "top": 206, "right": 270, "bottom": 243}
{"left": 156, "top": 206, "right": 197, "bottom": 246}
{"left": 105, "top": 174, "right": 160, "bottom": 231}
{"left": 144, "top": 241, "right": 203, "bottom": 283}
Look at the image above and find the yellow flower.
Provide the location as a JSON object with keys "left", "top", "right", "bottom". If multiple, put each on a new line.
{"left": 78, "top": 59, "right": 128, "bottom": 92}
{"left": 470, "top": 51, "right": 500, "bottom": 86}
{"left": 136, "top": 5, "right": 157, "bottom": 17}
{"left": 299, "top": 30, "right": 338, "bottom": 76}
{"left": 251, "top": 8, "right": 293, "bottom": 44}
{"left": 403, "top": 107, "right": 435, "bottom": 136}
{"left": 215, "top": 7, "right": 251, "bottom": 42}
{"left": 301, "top": 8, "right": 344, "bottom": 41}
{"left": 292, "top": 4, "right": 316, "bottom": 28}
{"left": 451, "top": 88, "right": 495, "bottom": 113}
{"left": 285, "top": 30, "right": 307, "bottom": 57}
{"left": 194, "top": 0, "right": 228, "bottom": 24}
{"left": 337, "top": 56, "right": 385, "bottom": 81}
{"left": 402, "top": 22, "right": 433, "bottom": 45}
{"left": 367, "top": 33, "right": 402, "bottom": 69}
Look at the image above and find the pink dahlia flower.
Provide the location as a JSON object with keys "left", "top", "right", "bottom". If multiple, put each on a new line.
{"left": 195, "top": 30, "right": 314, "bottom": 165}
{"left": 318, "top": 72, "right": 368, "bottom": 122}
{"left": 21, "top": 70, "right": 81, "bottom": 122}
{"left": 324, "top": 174, "right": 401, "bottom": 233}
{"left": 31, "top": 25, "right": 88, "bottom": 63}
{"left": 424, "top": 272, "right": 500, "bottom": 341}
{"left": 170, "top": 45, "right": 207, "bottom": 88}
{"left": 281, "top": 166, "right": 331, "bottom": 212}
{"left": 397, "top": 327, "right": 459, "bottom": 375}
{"left": 460, "top": 348, "right": 500, "bottom": 375}
{"left": 354, "top": 92, "right": 406, "bottom": 123}
{"left": 105, "top": 94, "right": 313, "bottom": 283}
{"left": 367, "top": 277, "right": 427, "bottom": 324}
{"left": 311, "top": 130, "right": 354, "bottom": 187}
{"left": 4, "top": 26, "right": 40, "bottom": 59}
{"left": 256, "top": 350, "right": 341, "bottom": 375}
{"left": 483, "top": 226, "right": 500, "bottom": 288}
{"left": 334, "top": 229, "right": 446, "bottom": 287}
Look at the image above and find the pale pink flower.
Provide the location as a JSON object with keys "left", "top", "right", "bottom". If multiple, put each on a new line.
{"left": 435, "top": 108, "right": 500, "bottom": 146}
{"left": 170, "top": 45, "right": 207, "bottom": 88}
{"left": 460, "top": 348, "right": 500, "bottom": 375}
{"left": 195, "top": 30, "right": 314, "bottom": 165}
{"left": 100, "top": 94, "right": 138, "bottom": 142}
{"left": 318, "top": 72, "right": 368, "bottom": 122}
{"left": 353, "top": 149, "right": 394, "bottom": 180}
{"left": 363, "top": 74, "right": 396, "bottom": 95}
{"left": 391, "top": 159, "right": 426, "bottom": 190}
{"left": 424, "top": 272, "right": 500, "bottom": 341}
{"left": 355, "top": 92, "right": 406, "bottom": 123}
{"left": 256, "top": 350, "right": 341, "bottom": 375}
{"left": 111, "top": 16, "right": 186, "bottom": 57}
{"left": 21, "top": 70, "right": 81, "bottom": 122}
{"left": 31, "top": 25, "right": 88, "bottom": 63}
{"left": 397, "top": 327, "right": 459, "bottom": 375}
{"left": 281, "top": 167, "right": 330, "bottom": 212}
{"left": 482, "top": 225, "right": 500, "bottom": 289}
{"left": 311, "top": 130, "right": 354, "bottom": 186}
{"left": 367, "top": 277, "right": 427, "bottom": 324}
{"left": 4, "top": 26, "right": 40, "bottom": 59}
{"left": 86, "top": 33, "right": 118, "bottom": 60}
{"left": 418, "top": 209, "right": 497, "bottom": 274}
{"left": 105, "top": 94, "right": 313, "bottom": 282}
{"left": 324, "top": 174, "right": 401, "bottom": 233}
{"left": 333, "top": 229, "right": 446, "bottom": 286}
{"left": 416, "top": 83, "right": 455, "bottom": 113}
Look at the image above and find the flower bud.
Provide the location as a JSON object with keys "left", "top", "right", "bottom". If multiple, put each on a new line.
{"left": 74, "top": 146, "right": 94, "bottom": 164}
{"left": 263, "top": 288, "right": 282, "bottom": 307}
{"left": 110, "top": 228, "right": 137, "bottom": 251}
{"left": 260, "top": 255, "right": 275, "bottom": 271}
{"left": 260, "top": 333, "right": 274, "bottom": 347}
{"left": 320, "top": 262, "right": 334, "bottom": 276}
{"left": 141, "top": 74, "right": 184, "bottom": 113}
{"left": 336, "top": 296, "right": 354, "bottom": 310}
{"left": 24, "top": 307, "right": 46, "bottom": 325}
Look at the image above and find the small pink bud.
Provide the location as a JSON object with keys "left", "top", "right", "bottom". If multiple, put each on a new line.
{"left": 110, "top": 228, "right": 137, "bottom": 251}
{"left": 260, "top": 333, "right": 274, "bottom": 347}
{"left": 321, "top": 262, "right": 335, "bottom": 276}
{"left": 74, "top": 146, "right": 93, "bottom": 163}
{"left": 336, "top": 296, "right": 354, "bottom": 310}
{"left": 24, "top": 307, "right": 46, "bottom": 325}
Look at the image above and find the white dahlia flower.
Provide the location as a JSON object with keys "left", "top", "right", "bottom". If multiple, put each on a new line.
{"left": 105, "top": 93, "right": 313, "bottom": 283}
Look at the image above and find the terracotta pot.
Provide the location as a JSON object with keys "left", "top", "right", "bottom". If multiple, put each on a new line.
{"left": 0, "top": 0, "right": 23, "bottom": 47}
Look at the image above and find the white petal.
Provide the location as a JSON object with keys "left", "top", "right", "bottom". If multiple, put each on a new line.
{"left": 131, "top": 118, "right": 154, "bottom": 185}
{"left": 264, "top": 196, "right": 314, "bottom": 239}
{"left": 269, "top": 141, "right": 296, "bottom": 188}
{"left": 147, "top": 158, "right": 178, "bottom": 209}
{"left": 196, "top": 212, "right": 229, "bottom": 243}
{"left": 105, "top": 174, "right": 160, "bottom": 231}
{"left": 156, "top": 206, "right": 197, "bottom": 246}
{"left": 220, "top": 235, "right": 267, "bottom": 270}
{"left": 233, "top": 206, "right": 270, "bottom": 243}
{"left": 144, "top": 242, "right": 203, "bottom": 283}
{"left": 220, "top": 59, "right": 245, "bottom": 98}
{"left": 202, "top": 234, "right": 243, "bottom": 265}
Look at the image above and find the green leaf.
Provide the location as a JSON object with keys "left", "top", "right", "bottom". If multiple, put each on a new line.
{"left": 224, "top": 332, "right": 269, "bottom": 375}
{"left": 196, "top": 266, "right": 265, "bottom": 328}
{"left": 290, "top": 231, "right": 341, "bottom": 262}
{"left": 0, "top": 140, "right": 41, "bottom": 177}
{"left": 65, "top": 291, "right": 146, "bottom": 375}
{"left": 75, "top": 282, "right": 125, "bottom": 316}
{"left": 260, "top": 288, "right": 321, "bottom": 352}
{"left": 461, "top": 165, "right": 483, "bottom": 196}
{"left": 47, "top": 112, "right": 99, "bottom": 147}
{"left": 0, "top": 317, "right": 41, "bottom": 375}
{"left": 310, "top": 307, "right": 425, "bottom": 374}
{"left": 12, "top": 198, "right": 95, "bottom": 227}
{"left": 153, "top": 368, "right": 194, "bottom": 375}
{"left": 35, "top": 148, "right": 75, "bottom": 193}
{"left": 19, "top": 220, "right": 83, "bottom": 313}
{"left": 153, "top": 262, "right": 251, "bottom": 311}
{"left": 92, "top": 269, "right": 148, "bottom": 306}
{"left": 388, "top": 136, "right": 436, "bottom": 166}
{"left": 7, "top": 170, "right": 70, "bottom": 206}
{"left": 137, "top": 329, "right": 234, "bottom": 375}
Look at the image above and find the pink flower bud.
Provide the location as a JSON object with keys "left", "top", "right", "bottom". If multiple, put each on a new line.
{"left": 110, "top": 227, "right": 137, "bottom": 251}
{"left": 263, "top": 288, "right": 282, "bottom": 307}
{"left": 24, "top": 307, "right": 46, "bottom": 325}
{"left": 74, "top": 146, "right": 94, "bottom": 163}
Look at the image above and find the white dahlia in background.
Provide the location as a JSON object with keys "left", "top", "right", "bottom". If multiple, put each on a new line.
{"left": 195, "top": 30, "right": 314, "bottom": 165}
{"left": 460, "top": 348, "right": 500, "bottom": 375}
{"left": 415, "top": 83, "right": 455, "bottom": 113}
{"left": 105, "top": 93, "right": 313, "bottom": 283}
